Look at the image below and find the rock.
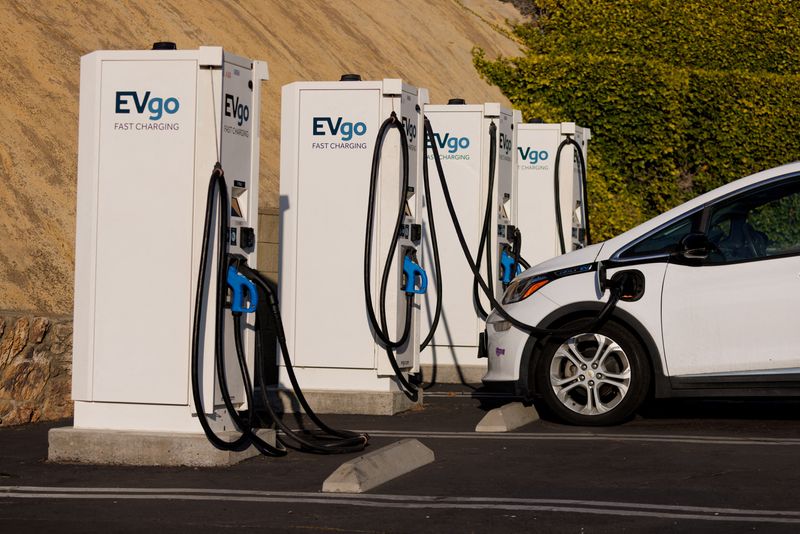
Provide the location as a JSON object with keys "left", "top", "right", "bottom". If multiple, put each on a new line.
{"left": 1, "top": 358, "right": 50, "bottom": 401}
{"left": 52, "top": 323, "right": 71, "bottom": 342}
{"left": 0, "top": 402, "right": 41, "bottom": 426}
{"left": 0, "top": 313, "right": 73, "bottom": 427}
{"left": 31, "top": 317, "right": 49, "bottom": 344}
{"left": 0, "top": 317, "right": 29, "bottom": 367}
{"left": 42, "top": 375, "right": 72, "bottom": 420}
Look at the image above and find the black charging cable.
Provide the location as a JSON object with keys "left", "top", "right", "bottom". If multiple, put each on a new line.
{"left": 192, "top": 164, "right": 367, "bottom": 456}
{"left": 470, "top": 122, "right": 498, "bottom": 320}
{"left": 231, "top": 299, "right": 368, "bottom": 454}
{"left": 363, "top": 112, "right": 419, "bottom": 401}
{"left": 424, "top": 118, "right": 625, "bottom": 338}
{"left": 419, "top": 118, "right": 443, "bottom": 352}
{"left": 554, "top": 135, "right": 591, "bottom": 254}
{"left": 190, "top": 164, "right": 286, "bottom": 456}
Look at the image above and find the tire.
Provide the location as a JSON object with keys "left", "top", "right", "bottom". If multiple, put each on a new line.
{"left": 533, "top": 319, "right": 651, "bottom": 426}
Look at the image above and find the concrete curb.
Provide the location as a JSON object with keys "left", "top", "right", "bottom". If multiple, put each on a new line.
{"left": 475, "top": 402, "right": 539, "bottom": 432}
{"left": 48, "top": 426, "right": 276, "bottom": 467}
{"left": 322, "top": 438, "right": 434, "bottom": 493}
{"left": 273, "top": 388, "right": 422, "bottom": 416}
{"left": 419, "top": 364, "right": 485, "bottom": 385}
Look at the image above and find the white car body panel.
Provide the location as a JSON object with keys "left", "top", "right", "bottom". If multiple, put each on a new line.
{"left": 485, "top": 161, "right": 800, "bottom": 387}
{"left": 663, "top": 257, "right": 800, "bottom": 376}
{"left": 484, "top": 293, "right": 560, "bottom": 382}
{"left": 486, "top": 262, "right": 668, "bottom": 382}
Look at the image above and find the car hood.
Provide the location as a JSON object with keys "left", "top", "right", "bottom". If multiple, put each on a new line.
{"left": 520, "top": 242, "right": 605, "bottom": 278}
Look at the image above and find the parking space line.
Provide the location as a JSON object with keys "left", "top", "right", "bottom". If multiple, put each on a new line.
{"left": 2, "top": 486, "right": 800, "bottom": 525}
{"left": 353, "top": 429, "right": 800, "bottom": 446}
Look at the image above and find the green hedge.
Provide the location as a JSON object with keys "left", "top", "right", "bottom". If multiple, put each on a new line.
{"left": 475, "top": 0, "right": 800, "bottom": 240}
{"left": 512, "top": 0, "right": 800, "bottom": 76}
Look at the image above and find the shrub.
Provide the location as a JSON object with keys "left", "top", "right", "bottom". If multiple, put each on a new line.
{"left": 475, "top": 0, "right": 800, "bottom": 240}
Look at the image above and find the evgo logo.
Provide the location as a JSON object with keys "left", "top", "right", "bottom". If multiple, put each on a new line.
{"left": 225, "top": 94, "right": 250, "bottom": 126}
{"left": 115, "top": 91, "right": 179, "bottom": 120}
{"left": 312, "top": 117, "right": 367, "bottom": 141}
{"left": 518, "top": 147, "right": 549, "bottom": 164}
{"left": 499, "top": 132, "right": 512, "bottom": 156}
{"left": 428, "top": 132, "right": 470, "bottom": 154}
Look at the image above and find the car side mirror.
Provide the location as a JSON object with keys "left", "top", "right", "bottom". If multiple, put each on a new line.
{"left": 678, "top": 232, "right": 711, "bottom": 260}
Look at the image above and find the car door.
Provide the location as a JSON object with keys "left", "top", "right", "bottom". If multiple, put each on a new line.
{"left": 661, "top": 174, "right": 800, "bottom": 380}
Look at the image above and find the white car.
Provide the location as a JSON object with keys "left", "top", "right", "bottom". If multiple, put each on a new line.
{"left": 484, "top": 162, "right": 800, "bottom": 425}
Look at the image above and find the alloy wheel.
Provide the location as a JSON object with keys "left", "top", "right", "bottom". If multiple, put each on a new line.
{"left": 549, "top": 332, "right": 632, "bottom": 415}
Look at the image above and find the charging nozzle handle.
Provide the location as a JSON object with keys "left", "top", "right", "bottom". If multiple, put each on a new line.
{"left": 403, "top": 255, "right": 428, "bottom": 294}
{"left": 227, "top": 266, "right": 258, "bottom": 313}
{"left": 500, "top": 249, "right": 522, "bottom": 285}
{"left": 511, "top": 227, "right": 523, "bottom": 272}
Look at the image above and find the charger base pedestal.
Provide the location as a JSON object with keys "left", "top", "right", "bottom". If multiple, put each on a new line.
{"left": 274, "top": 388, "right": 422, "bottom": 416}
{"left": 47, "top": 426, "right": 275, "bottom": 467}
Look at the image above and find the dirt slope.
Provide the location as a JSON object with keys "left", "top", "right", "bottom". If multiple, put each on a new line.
{"left": 0, "top": 0, "right": 520, "bottom": 314}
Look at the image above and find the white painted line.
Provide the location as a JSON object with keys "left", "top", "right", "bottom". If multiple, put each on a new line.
{"left": 354, "top": 429, "right": 800, "bottom": 446}
{"left": 2, "top": 486, "right": 800, "bottom": 524}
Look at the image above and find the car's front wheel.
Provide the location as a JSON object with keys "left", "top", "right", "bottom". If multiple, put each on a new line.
{"left": 533, "top": 320, "right": 650, "bottom": 426}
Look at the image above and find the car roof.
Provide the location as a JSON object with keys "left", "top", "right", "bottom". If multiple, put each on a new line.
{"left": 601, "top": 161, "right": 800, "bottom": 259}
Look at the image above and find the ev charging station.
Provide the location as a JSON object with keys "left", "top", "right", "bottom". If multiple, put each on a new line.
{"left": 420, "top": 101, "right": 517, "bottom": 382}
{"left": 68, "top": 45, "right": 267, "bottom": 437}
{"left": 278, "top": 77, "right": 427, "bottom": 413}
{"left": 515, "top": 122, "right": 591, "bottom": 266}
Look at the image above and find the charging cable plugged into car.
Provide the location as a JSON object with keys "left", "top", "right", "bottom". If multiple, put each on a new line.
{"left": 423, "top": 116, "right": 643, "bottom": 340}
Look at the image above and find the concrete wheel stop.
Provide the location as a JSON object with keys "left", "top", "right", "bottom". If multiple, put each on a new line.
{"left": 322, "top": 439, "right": 435, "bottom": 493}
{"left": 475, "top": 402, "right": 539, "bottom": 432}
{"left": 48, "top": 426, "right": 277, "bottom": 467}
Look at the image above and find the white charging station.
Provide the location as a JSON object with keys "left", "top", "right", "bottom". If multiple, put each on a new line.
{"left": 69, "top": 45, "right": 267, "bottom": 436}
{"left": 420, "top": 101, "right": 517, "bottom": 382}
{"left": 279, "top": 77, "right": 426, "bottom": 414}
{"left": 515, "top": 122, "right": 591, "bottom": 266}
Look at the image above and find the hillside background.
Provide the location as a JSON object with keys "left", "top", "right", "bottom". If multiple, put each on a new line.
{"left": 0, "top": 0, "right": 521, "bottom": 315}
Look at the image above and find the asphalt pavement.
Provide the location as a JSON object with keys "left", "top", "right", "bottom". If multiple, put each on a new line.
{"left": 2, "top": 386, "right": 800, "bottom": 533}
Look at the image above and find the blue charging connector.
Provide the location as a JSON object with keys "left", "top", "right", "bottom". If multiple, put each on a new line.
{"left": 227, "top": 265, "right": 258, "bottom": 313}
{"left": 403, "top": 255, "right": 428, "bottom": 295}
{"left": 500, "top": 249, "right": 523, "bottom": 285}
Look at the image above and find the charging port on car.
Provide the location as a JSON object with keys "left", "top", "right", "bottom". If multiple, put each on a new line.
{"left": 613, "top": 270, "right": 645, "bottom": 302}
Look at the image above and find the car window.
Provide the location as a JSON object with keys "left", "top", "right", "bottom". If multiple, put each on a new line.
{"left": 706, "top": 177, "right": 800, "bottom": 264}
{"left": 619, "top": 213, "right": 700, "bottom": 259}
